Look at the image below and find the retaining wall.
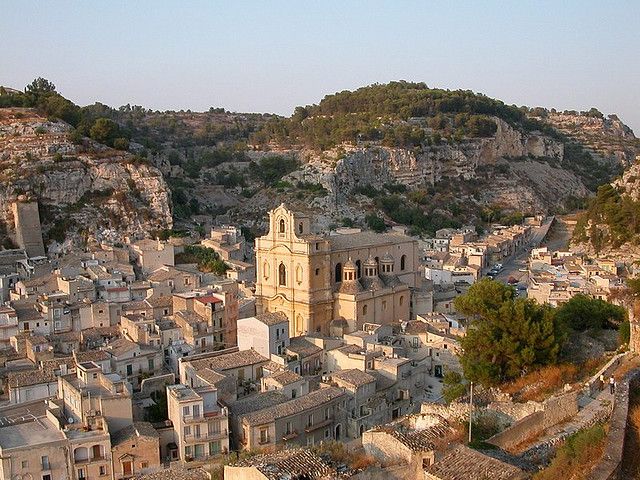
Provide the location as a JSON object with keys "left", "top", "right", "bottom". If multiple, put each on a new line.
{"left": 590, "top": 368, "right": 640, "bottom": 480}
{"left": 486, "top": 390, "right": 579, "bottom": 451}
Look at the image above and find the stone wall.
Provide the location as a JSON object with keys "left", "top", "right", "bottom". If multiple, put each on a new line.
{"left": 486, "top": 390, "right": 579, "bottom": 451}
{"left": 590, "top": 368, "right": 640, "bottom": 480}
{"left": 585, "top": 353, "right": 627, "bottom": 398}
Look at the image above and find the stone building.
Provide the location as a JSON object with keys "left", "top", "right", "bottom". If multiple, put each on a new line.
{"left": 166, "top": 383, "right": 229, "bottom": 463}
{"left": 111, "top": 422, "right": 161, "bottom": 479}
{"left": 12, "top": 199, "right": 46, "bottom": 258}
{"left": 255, "top": 204, "right": 418, "bottom": 336}
{"left": 238, "top": 386, "right": 348, "bottom": 450}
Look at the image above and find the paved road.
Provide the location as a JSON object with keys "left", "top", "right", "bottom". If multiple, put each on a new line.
{"left": 491, "top": 217, "right": 555, "bottom": 292}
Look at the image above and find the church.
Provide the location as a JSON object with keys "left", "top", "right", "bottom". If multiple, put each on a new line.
{"left": 254, "top": 204, "right": 419, "bottom": 336}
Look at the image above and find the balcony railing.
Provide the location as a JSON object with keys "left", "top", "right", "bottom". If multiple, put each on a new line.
{"left": 304, "top": 418, "right": 332, "bottom": 433}
{"left": 74, "top": 454, "right": 109, "bottom": 464}
{"left": 184, "top": 429, "right": 228, "bottom": 442}
{"left": 182, "top": 410, "right": 226, "bottom": 423}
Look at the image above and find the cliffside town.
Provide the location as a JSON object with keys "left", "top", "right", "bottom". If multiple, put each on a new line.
{"left": 1, "top": 81, "right": 640, "bottom": 480}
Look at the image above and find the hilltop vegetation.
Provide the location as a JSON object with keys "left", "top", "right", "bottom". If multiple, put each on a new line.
{"left": 3, "top": 78, "right": 637, "bottom": 237}
{"left": 251, "top": 81, "right": 557, "bottom": 149}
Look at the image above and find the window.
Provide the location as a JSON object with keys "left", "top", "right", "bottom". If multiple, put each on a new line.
{"left": 315, "top": 268, "right": 320, "bottom": 276}
{"left": 78, "top": 468, "right": 86, "bottom": 480}
{"left": 335, "top": 263, "right": 342, "bottom": 283}
{"left": 141, "top": 462, "right": 149, "bottom": 469}
{"left": 325, "top": 428, "right": 331, "bottom": 438}
{"left": 296, "top": 265, "right": 303, "bottom": 283}
{"left": 183, "top": 405, "right": 191, "bottom": 416}
{"left": 362, "top": 305, "right": 368, "bottom": 316}
{"left": 298, "top": 222, "right": 303, "bottom": 234}
{"left": 399, "top": 296, "right": 404, "bottom": 306}
{"left": 355, "top": 259, "right": 361, "bottom": 278}
{"left": 184, "top": 426, "right": 191, "bottom": 436}
{"left": 184, "top": 446, "right": 192, "bottom": 458}
{"left": 41, "top": 455, "right": 50, "bottom": 469}
{"left": 278, "top": 263, "right": 287, "bottom": 286}
{"left": 307, "top": 414, "right": 314, "bottom": 427}
{"left": 382, "top": 300, "right": 387, "bottom": 311}
{"left": 315, "top": 242, "right": 320, "bottom": 250}
{"left": 22, "top": 460, "right": 29, "bottom": 468}
{"left": 148, "top": 358, "right": 155, "bottom": 371}
{"left": 401, "top": 254, "right": 406, "bottom": 271}
{"left": 193, "top": 404, "right": 200, "bottom": 417}
{"left": 259, "top": 427, "right": 269, "bottom": 444}
{"left": 43, "top": 475, "right": 52, "bottom": 480}
{"left": 324, "top": 407, "right": 330, "bottom": 420}
{"left": 285, "top": 421, "right": 292, "bottom": 434}
{"left": 279, "top": 218, "right": 286, "bottom": 233}
{"left": 99, "top": 465, "right": 106, "bottom": 476}
{"left": 126, "top": 364, "right": 133, "bottom": 376}
{"left": 209, "top": 441, "right": 221, "bottom": 456}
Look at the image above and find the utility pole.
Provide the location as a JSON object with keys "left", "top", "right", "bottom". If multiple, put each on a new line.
{"left": 468, "top": 381, "right": 474, "bottom": 443}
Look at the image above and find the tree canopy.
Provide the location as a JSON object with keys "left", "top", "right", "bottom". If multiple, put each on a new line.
{"left": 555, "top": 294, "right": 626, "bottom": 331}
{"left": 455, "top": 280, "right": 565, "bottom": 386}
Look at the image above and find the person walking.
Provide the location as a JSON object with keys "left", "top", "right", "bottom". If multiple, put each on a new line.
{"left": 609, "top": 376, "right": 616, "bottom": 395}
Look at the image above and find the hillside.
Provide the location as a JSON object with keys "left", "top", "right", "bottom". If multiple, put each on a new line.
{"left": 0, "top": 107, "right": 172, "bottom": 251}
{"left": 572, "top": 160, "right": 640, "bottom": 258}
{"left": 2, "top": 79, "right": 639, "bottom": 242}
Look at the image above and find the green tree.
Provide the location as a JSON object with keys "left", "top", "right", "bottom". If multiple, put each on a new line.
{"left": 365, "top": 213, "right": 386, "bottom": 232}
{"left": 89, "top": 118, "right": 120, "bottom": 146}
{"left": 456, "top": 280, "right": 565, "bottom": 386}
{"left": 555, "top": 294, "right": 626, "bottom": 331}
{"left": 25, "top": 77, "right": 56, "bottom": 94}
{"left": 454, "top": 278, "right": 516, "bottom": 319}
{"left": 442, "top": 371, "right": 466, "bottom": 403}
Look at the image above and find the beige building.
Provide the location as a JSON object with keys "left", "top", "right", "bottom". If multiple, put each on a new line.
{"left": 255, "top": 205, "right": 418, "bottom": 336}
{"left": 111, "top": 422, "right": 161, "bottom": 479}
{"left": 239, "top": 386, "right": 348, "bottom": 450}
{"left": 58, "top": 360, "right": 134, "bottom": 433}
{"left": 166, "top": 383, "right": 229, "bottom": 463}
{"left": 0, "top": 399, "right": 112, "bottom": 480}
{"left": 130, "top": 239, "right": 175, "bottom": 275}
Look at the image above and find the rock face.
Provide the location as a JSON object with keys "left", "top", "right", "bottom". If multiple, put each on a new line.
{"left": 0, "top": 108, "right": 172, "bottom": 249}
{"left": 543, "top": 112, "right": 638, "bottom": 167}
{"left": 329, "top": 119, "right": 564, "bottom": 190}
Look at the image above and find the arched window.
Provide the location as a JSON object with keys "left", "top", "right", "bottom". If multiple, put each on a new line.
{"left": 401, "top": 254, "right": 406, "bottom": 271}
{"left": 355, "top": 260, "right": 362, "bottom": 278}
{"left": 399, "top": 296, "right": 404, "bottom": 306}
{"left": 279, "top": 263, "right": 287, "bottom": 286}
{"left": 298, "top": 222, "right": 303, "bottom": 234}
{"left": 279, "top": 218, "right": 286, "bottom": 233}
{"left": 296, "top": 265, "right": 303, "bottom": 283}
{"left": 263, "top": 261, "right": 270, "bottom": 279}
{"left": 335, "top": 263, "right": 343, "bottom": 283}
{"left": 363, "top": 304, "right": 368, "bottom": 316}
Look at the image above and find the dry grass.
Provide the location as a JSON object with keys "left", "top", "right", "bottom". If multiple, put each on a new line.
{"left": 502, "top": 358, "right": 604, "bottom": 402}
{"left": 533, "top": 424, "right": 608, "bottom": 480}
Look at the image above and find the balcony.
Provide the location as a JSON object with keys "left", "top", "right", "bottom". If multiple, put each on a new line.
{"left": 282, "top": 430, "right": 299, "bottom": 441}
{"left": 304, "top": 418, "right": 333, "bottom": 433}
{"left": 74, "top": 454, "right": 110, "bottom": 464}
{"left": 184, "top": 429, "right": 228, "bottom": 443}
{"left": 182, "top": 410, "right": 226, "bottom": 424}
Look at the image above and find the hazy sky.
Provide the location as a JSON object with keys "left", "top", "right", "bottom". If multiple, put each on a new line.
{"left": 2, "top": 1, "right": 639, "bottom": 131}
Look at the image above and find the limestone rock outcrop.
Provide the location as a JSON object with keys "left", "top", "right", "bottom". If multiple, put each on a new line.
{"left": 0, "top": 108, "right": 172, "bottom": 249}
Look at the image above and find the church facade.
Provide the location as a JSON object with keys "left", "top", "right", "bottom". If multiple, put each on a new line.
{"left": 255, "top": 205, "right": 418, "bottom": 336}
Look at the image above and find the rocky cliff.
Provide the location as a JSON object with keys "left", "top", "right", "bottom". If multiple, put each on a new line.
{"left": 226, "top": 118, "right": 590, "bottom": 231}
{"left": 0, "top": 108, "right": 172, "bottom": 250}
